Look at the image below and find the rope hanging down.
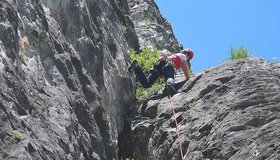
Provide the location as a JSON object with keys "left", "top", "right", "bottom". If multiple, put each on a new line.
{"left": 168, "top": 94, "right": 184, "bottom": 160}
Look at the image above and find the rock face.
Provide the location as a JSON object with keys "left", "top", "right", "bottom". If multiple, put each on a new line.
{"left": 119, "top": 57, "right": 280, "bottom": 160}
{"left": 0, "top": 0, "right": 182, "bottom": 159}
{"left": 0, "top": 0, "right": 139, "bottom": 159}
{"left": 128, "top": 0, "right": 181, "bottom": 52}
{"left": 1, "top": 0, "right": 280, "bottom": 160}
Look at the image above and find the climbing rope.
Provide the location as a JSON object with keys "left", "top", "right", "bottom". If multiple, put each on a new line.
{"left": 168, "top": 94, "right": 184, "bottom": 160}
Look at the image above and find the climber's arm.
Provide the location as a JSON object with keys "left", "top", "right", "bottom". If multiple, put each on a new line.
{"left": 181, "top": 60, "right": 190, "bottom": 80}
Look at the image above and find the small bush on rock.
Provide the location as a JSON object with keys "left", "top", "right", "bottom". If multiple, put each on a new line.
{"left": 130, "top": 47, "right": 164, "bottom": 100}
{"left": 230, "top": 46, "right": 251, "bottom": 60}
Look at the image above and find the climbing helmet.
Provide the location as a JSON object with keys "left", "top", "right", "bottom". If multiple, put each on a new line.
{"left": 180, "top": 48, "right": 194, "bottom": 60}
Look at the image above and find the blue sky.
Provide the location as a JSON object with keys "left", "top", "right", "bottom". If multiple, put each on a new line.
{"left": 155, "top": 0, "right": 280, "bottom": 72}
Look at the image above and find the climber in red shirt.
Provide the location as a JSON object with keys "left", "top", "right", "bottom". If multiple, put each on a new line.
{"left": 128, "top": 48, "right": 194, "bottom": 95}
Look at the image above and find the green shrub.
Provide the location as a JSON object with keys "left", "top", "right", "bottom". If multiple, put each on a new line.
{"left": 135, "top": 82, "right": 163, "bottom": 100}
{"left": 230, "top": 46, "right": 251, "bottom": 60}
{"left": 35, "top": 26, "right": 43, "bottom": 38}
{"left": 130, "top": 47, "right": 159, "bottom": 73}
{"left": 189, "top": 101, "right": 197, "bottom": 108}
{"left": 12, "top": 130, "right": 24, "bottom": 141}
{"left": 130, "top": 47, "right": 164, "bottom": 100}
{"left": 120, "top": 25, "right": 127, "bottom": 34}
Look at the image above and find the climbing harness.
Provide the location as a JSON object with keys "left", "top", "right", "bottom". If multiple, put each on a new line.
{"left": 168, "top": 93, "right": 184, "bottom": 160}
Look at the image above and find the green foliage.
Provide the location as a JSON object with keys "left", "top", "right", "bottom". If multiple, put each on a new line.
{"left": 189, "top": 101, "right": 197, "bottom": 108}
{"left": 120, "top": 25, "right": 127, "bottom": 34}
{"left": 135, "top": 82, "right": 163, "bottom": 100}
{"left": 12, "top": 130, "right": 24, "bottom": 141}
{"left": 230, "top": 46, "right": 251, "bottom": 60}
{"left": 35, "top": 26, "right": 43, "bottom": 38}
{"left": 130, "top": 47, "right": 164, "bottom": 100}
{"left": 130, "top": 47, "right": 159, "bottom": 73}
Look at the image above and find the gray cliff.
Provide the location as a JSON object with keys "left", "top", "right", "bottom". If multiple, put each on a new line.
{"left": 0, "top": 0, "right": 280, "bottom": 160}
{"left": 128, "top": 0, "right": 181, "bottom": 52}
{"left": 119, "top": 57, "right": 280, "bottom": 160}
{"left": 0, "top": 0, "right": 180, "bottom": 159}
{"left": 0, "top": 0, "right": 136, "bottom": 159}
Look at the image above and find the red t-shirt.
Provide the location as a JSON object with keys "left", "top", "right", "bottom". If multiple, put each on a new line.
{"left": 169, "top": 53, "right": 187, "bottom": 70}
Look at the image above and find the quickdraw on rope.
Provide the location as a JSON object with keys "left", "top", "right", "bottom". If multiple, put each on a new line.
{"left": 168, "top": 94, "right": 184, "bottom": 160}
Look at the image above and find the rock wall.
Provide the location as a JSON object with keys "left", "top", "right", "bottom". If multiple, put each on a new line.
{"left": 2, "top": 0, "right": 279, "bottom": 160}
{"left": 128, "top": 0, "right": 181, "bottom": 52}
{"left": 0, "top": 0, "right": 180, "bottom": 159}
{"left": 119, "top": 57, "right": 280, "bottom": 160}
{"left": 0, "top": 0, "right": 138, "bottom": 159}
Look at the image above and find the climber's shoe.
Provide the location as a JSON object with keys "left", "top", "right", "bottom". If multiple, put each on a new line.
{"left": 128, "top": 60, "right": 138, "bottom": 72}
{"left": 165, "top": 82, "right": 178, "bottom": 96}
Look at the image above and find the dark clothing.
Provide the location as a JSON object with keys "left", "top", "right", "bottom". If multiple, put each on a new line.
{"left": 134, "top": 60, "right": 175, "bottom": 88}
